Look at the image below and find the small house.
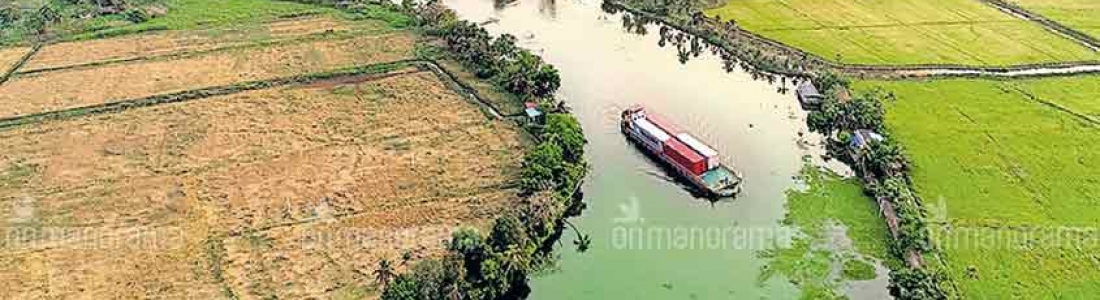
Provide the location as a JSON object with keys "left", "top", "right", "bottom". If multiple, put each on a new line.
{"left": 796, "top": 81, "right": 824, "bottom": 108}
{"left": 849, "top": 129, "right": 885, "bottom": 150}
{"left": 524, "top": 102, "right": 543, "bottom": 122}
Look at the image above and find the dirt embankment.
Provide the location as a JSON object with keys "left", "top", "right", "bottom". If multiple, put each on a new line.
{"left": 0, "top": 72, "right": 525, "bottom": 299}
{"left": 0, "top": 47, "right": 32, "bottom": 73}
{"left": 0, "top": 32, "right": 416, "bottom": 119}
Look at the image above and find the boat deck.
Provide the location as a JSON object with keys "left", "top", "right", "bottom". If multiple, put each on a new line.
{"left": 701, "top": 166, "right": 737, "bottom": 189}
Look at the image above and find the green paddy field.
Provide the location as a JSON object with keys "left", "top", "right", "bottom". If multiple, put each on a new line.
{"left": 857, "top": 76, "right": 1100, "bottom": 299}
{"left": 1009, "top": 0, "right": 1100, "bottom": 40}
{"left": 704, "top": 0, "right": 1100, "bottom": 66}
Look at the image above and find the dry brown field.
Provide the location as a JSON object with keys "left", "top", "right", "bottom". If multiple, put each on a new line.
{"left": 0, "top": 32, "right": 416, "bottom": 119}
{"left": 22, "top": 16, "right": 382, "bottom": 73}
{"left": 0, "top": 71, "right": 525, "bottom": 299}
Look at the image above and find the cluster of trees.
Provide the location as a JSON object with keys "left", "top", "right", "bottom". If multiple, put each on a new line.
{"left": 519, "top": 114, "right": 586, "bottom": 195}
{"left": 380, "top": 112, "right": 587, "bottom": 300}
{"left": 616, "top": 0, "right": 695, "bottom": 16}
{"left": 380, "top": 218, "right": 535, "bottom": 300}
{"left": 405, "top": 0, "right": 560, "bottom": 102}
{"left": 1, "top": 0, "right": 151, "bottom": 42}
{"left": 805, "top": 74, "right": 948, "bottom": 300}
{"left": 379, "top": 114, "right": 586, "bottom": 300}
{"left": 0, "top": 5, "right": 58, "bottom": 36}
{"left": 377, "top": 2, "right": 587, "bottom": 300}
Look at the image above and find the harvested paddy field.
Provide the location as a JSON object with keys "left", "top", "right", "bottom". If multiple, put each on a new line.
{"left": 1009, "top": 0, "right": 1100, "bottom": 39}
{"left": 0, "top": 32, "right": 415, "bottom": 119}
{"left": 857, "top": 76, "right": 1100, "bottom": 299}
{"left": 21, "top": 15, "right": 391, "bottom": 73}
{"left": 0, "top": 71, "right": 526, "bottom": 299}
{"left": 704, "top": 0, "right": 1100, "bottom": 66}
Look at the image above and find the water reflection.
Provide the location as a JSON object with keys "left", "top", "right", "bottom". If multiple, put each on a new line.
{"left": 538, "top": 0, "right": 557, "bottom": 18}
{"left": 493, "top": 0, "right": 517, "bottom": 10}
{"left": 602, "top": 2, "right": 803, "bottom": 95}
{"left": 497, "top": 0, "right": 559, "bottom": 18}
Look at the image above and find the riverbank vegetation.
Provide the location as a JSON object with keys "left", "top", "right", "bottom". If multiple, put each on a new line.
{"left": 761, "top": 165, "right": 894, "bottom": 299}
{"left": 374, "top": 2, "right": 588, "bottom": 300}
{"left": 857, "top": 75, "right": 1100, "bottom": 299}
{"left": 804, "top": 75, "right": 952, "bottom": 300}
{"left": 703, "top": 0, "right": 1099, "bottom": 66}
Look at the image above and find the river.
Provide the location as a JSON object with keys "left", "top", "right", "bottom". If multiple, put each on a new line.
{"left": 443, "top": 0, "right": 840, "bottom": 298}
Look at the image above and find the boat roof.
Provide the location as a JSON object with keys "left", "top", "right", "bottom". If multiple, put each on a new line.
{"left": 665, "top": 137, "right": 704, "bottom": 163}
{"left": 646, "top": 113, "right": 681, "bottom": 135}
{"left": 676, "top": 133, "right": 718, "bottom": 158}
{"left": 634, "top": 118, "right": 671, "bottom": 141}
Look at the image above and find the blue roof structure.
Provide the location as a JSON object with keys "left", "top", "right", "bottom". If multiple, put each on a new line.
{"left": 850, "top": 129, "right": 885, "bottom": 149}
{"left": 525, "top": 107, "right": 543, "bottom": 118}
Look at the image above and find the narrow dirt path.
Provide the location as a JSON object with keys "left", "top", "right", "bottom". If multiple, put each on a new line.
{"left": 0, "top": 44, "right": 42, "bottom": 86}
{"left": 978, "top": 0, "right": 1100, "bottom": 51}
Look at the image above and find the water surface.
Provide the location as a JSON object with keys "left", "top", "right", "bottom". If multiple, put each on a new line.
{"left": 444, "top": 0, "right": 825, "bottom": 298}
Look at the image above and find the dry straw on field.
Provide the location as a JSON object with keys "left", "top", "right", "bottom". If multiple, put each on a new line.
{"left": 0, "top": 32, "right": 415, "bottom": 119}
{"left": 22, "top": 16, "right": 376, "bottom": 73}
{"left": 0, "top": 72, "right": 525, "bottom": 299}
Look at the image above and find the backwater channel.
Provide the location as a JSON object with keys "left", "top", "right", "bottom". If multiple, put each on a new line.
{"left": 443, "top": 0, "right": 885, "bottom": 298}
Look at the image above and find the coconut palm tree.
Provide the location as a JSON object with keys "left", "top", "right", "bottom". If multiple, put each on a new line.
{"left": 374, "top": 259, "right": 395, "bottom": 287}
{"left": 563, "top": 219, "right": 591, "bottom": 253}
{"left": 495, "top": 245, "right": 530, "bottom": 277}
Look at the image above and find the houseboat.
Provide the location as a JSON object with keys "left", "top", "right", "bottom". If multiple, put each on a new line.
{"left": 620, "top": 105, "right": 742, "bottom": 198}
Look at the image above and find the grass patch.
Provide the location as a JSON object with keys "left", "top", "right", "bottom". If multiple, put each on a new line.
{"left": 704, "top": 0, "right": 1100, "bottom": 66}
{"left": 62, "top": 0, "right": 340, "bottom": 42}
{"left": 785, "top": 166, "right": 893, "bottom": 261}
{"left": 857, "top": 76, "right": 1100, "bottom": 299}
{"left": 842, "top": 259, "right": 876, "bottom": 281}
{"left": 0, "top": 160, "right": 38, "bottom": 189}
{"left": 351, "top": 4, "right": 413, "bottom": 28}
{"left": 125, "top": 0, "right": 331, "bottom": 30}
{"left": 760, "top": 165, "right": 893, "bottom": 299}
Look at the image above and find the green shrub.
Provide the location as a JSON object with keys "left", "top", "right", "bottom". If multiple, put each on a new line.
{"left": 889, "top": 268, "right": 949, "bottom": 300}
{"left": 543, "top": 113, "right": 585, "bottom": 162}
